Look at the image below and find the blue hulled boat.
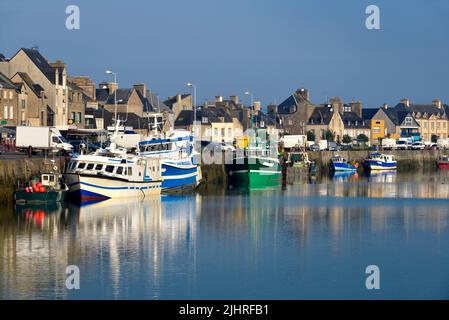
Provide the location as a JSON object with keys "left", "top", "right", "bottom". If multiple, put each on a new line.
{"left": 138, "top": 127, "right": 201, "bottom": 191}
{"left": 363, "top": 153, "right": 397, "bottom": 171}
{"left": 330, "top": 155, "right": 358, "bottom": 172}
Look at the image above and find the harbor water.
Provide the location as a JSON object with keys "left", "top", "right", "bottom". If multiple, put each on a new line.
{"left": 1, "top": 169, "right": 449, "bottom": 299}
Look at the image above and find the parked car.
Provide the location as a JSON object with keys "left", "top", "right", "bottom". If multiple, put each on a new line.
{"left": 411, "top": 142, "right": 425, "bottom": 150}
{"left": 328, "top": 142, "right": 340, "bottom": 151}
{"left": 395, "top": 140, "right": 409, "bottom": 150}
{"left": 426, "top": 143, "right": 439, "bottom": 150}
{"left": 309, "top": 144, "right": 320, "bottom": 152}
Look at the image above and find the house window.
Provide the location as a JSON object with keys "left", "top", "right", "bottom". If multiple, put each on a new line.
{"left": 77, "top": 112, "right": 82, "bottom": 124}
{"left": 9, "top": 91, "right": 13, "bottom": 99}
{"left": 424, "top": 122, "right": 428, "bottom": 129}
{"left": 202, "top": 117, "right": 208, "bottom": 124}
{"left": 344, "top": 105, "right": 351, "bottom": 112}
{"left": 3, "top": 91, "right": 6, "bottom": 99}
{"left": 227, "top": 128, "right": 232, "bottom": 137}
{"left": 260, "top": 121, "right": 265, "bottom": 127}
{"left": 444, "top": 123, "right": 447, "bottom": 130}
{"left": 431, "top": 122, "right": 435, "bottom": 130}
{"left": 214, "top": 128, "right": 218, "bottom": 136}
{"left": 221, "top": 128, "right": 225, "bottom": 137}
{"left": 9, "top": 106, "right": 13, "bottom": 119}
{"left": 21, "top": 99, "right": 26, "bottom": 109}
{"left": 3, "top": 106, "right": 7, "bottom": 119}
{"left": 71, "top": 112, "right": 76, "bottom": 122}
{"left": 288, "top": 119, "right": 293, "bottom": 125}
{"left": 437, "top": 122, "right": 441, "bottom": 130}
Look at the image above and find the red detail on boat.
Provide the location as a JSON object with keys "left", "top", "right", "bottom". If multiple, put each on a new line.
{"left": 437, "top": 161, "right": 449, "bottom": 169}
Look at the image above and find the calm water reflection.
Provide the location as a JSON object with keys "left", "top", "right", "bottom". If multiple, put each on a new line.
{"left": 1, "top": 170, "right": 449, "bottom": 299}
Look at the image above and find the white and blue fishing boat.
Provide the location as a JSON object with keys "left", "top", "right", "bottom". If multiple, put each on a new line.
{"left": 330, "top": 155, "right": 358, "bottom": 172}
{"left": 363, "top": 152, "right": 397, "bottom": 171}
{"left": 138, "top": 115, "right": 201, "bottom": 191}
{"left": 63, "top": 146, "right": 162, "bottom": 201}
{"left": 64, "top": 122, "right": 162, "bottom": 201}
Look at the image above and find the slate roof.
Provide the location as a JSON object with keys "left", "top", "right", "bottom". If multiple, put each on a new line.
{"left": 382, "top": 107, "right": 418, "bottom": 127}
{"left": 340, "top": 111, "right": 369, "bottom": 129}
{"left": 95, "top": 88, "right": 110, "bottom": 103}
{"left": 141, "top": 91, "right": 170, "bottom": 113}
{"left": 13, "top": 72, "right": 44, "bottom": 96}
{"left": 361, "top": 108, "right": 379, "bottom": 120}
{"left": 18, "top": 48, "right": 63, "bottom": 85}
{"left": 0, "top": 72, "right": 17, "bottom": 89}
{"left": 105, "top": 88, "right": 133, "bottom": 105}
{"left": 254, "top": 111, "right": 281, "bottom": 128}
{"left": 0, "top": 53, "right": 6, "bottom": 62}
{"left": 308, "top": 106, "right": 334, "bottom": 125}
{"left": 164, "top": 94, "right": 191, "bottom": 107}
{"left": 277, "top": 89, "right": 313, "bottom": 114}
{"left": 393, "top": 102, "right": 446, "bottom": 118}
{"left": 85, "top": 106, "right": 155, "bottom": 130}
{"left": 174, "top": 108, "right": 233, "bottom": 127}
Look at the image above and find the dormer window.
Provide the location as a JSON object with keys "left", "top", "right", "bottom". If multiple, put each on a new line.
{"left": 201, "top": 117, "right": 208, "bottom": 124}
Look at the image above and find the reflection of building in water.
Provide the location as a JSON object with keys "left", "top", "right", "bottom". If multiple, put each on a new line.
{"left": 0, "top": 196, "right": 198, "bottom": 299}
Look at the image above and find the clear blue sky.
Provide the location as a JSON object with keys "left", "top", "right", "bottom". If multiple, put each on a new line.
{"left": 1, "top": 0, "right": 448, "bottom": 107}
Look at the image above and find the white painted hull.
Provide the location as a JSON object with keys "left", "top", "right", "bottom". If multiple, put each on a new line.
{"left": 64, "top": 173, "right": 161, "bottom": 200}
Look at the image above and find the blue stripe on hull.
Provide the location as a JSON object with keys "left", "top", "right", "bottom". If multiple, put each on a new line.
{"left": 331, "top": 163, "right": 357, "bottom": 171}
{"left": 365, "top": 160, "right": 397, "bottom": 170}
{"left": 162, "top": 163, "right": 197, "bottom": 176}
{"left": 162, "top": 175, "right": 197, "bottom": 190}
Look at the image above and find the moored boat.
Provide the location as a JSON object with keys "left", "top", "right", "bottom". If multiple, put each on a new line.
{"left": 437, "top": 155, "right": 449, "bottom": 169}
{"left": 363, "top": 152, "right": 397, "bottom": 170}
{"left": 64, "top": 147, "right": 162, "bottom": 201}
{"left": 225, "top": 146, "right": 281, "bottom": 188}
{"left": 14, "top": 173, "right": 68, "bottom": 204}
{"left": 330, "top": 155, "right": 358, "bottom": 172}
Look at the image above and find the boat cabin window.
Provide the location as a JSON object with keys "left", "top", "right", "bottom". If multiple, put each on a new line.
{"left": 49, "top": 175, "right": 55, "bottom": 183}
{"left": 128, "top": 168, "right": 132, "bottom": 176}
{"left": 86, "top": 163, "right": 95, "bottom": 170}
{"left": 105, "top": 165, "right": 115, "bottom": 173}
{"left": 78, "top": 162, "right": 86, "bottom": 169}
{"left": 116, "top": 167, "right": 124, "bottom": 175}
{"left": 95, "top": 164, "right": 103, "bottom": 171}
{"left": 42, "top": 175, "right": 49, "bottom": 182}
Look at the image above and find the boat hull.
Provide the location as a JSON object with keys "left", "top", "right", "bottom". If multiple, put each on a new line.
{"left": 364, "top": 160, "right": 397, "bottom": 170}
{"left": 14, "top": 190, "right": 67, "bottom": 204}
{"left": 225, "top": 156, "right": 281, "bottom": 188}
{"left": 64, "top": 173, "right": 161, "bottom": 201}
{"left": 161, "top": 161, "right": 199, "bottom": 191}
{"left": 437, "top": 161, "right": 449, "bottom": 169}
{"left": 330, "top": 162, "right": 357, "bottom": 172}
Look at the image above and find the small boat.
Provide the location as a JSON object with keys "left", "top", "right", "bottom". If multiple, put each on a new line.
{"left": 330, "top": 155, "right": 358, "bottom": 172}
{"left": 437, "top": 155, "right": 449, "bottom": 169}
{"left": 363, "top": 153, "right": 397, "bottom": 170}
{"left": 14, "top": 173, "right": 68, "bottom": 204}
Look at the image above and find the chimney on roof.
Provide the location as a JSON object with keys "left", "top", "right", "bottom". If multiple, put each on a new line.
{"left": 383, "top": 103, "right": 389, "bottom": 109}
{"left": 296, "top": 87, "right": 310, "bottom": 101}
{"left": 133, "top": 84, "right": 146, "bottom": 98}
{"left": 400, "top": 98, "right": 410, "bottom": 107}
{"left": 433, "top": 99, "right": 442, "bottom": 109}
{"left": 100, "top": 81, "right": 117, "bottom": 94}
{"left": 215, "top": 96, "right": 223, "bottom": 103}
{"left": 230, "top": 95, "right": 239, "bottom": 105}
{"left": 254, "top": 101, "right": 261, "bottom": 114}
{"left": 176, "top": 94, "right": 182, "bottom": 104}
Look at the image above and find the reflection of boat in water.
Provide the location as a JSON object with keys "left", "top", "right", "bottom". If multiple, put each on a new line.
{"left": 330, "top": 171, "right": 358, "bottom": 181}
{"left": 437, "top": 155, "right": 449, "bottom": 169}
{"left": 366, "top": 170, "right": 397, "bottom": 183}
{"left": 330, "top": 155, "right": 358, "bottom": 172}
{"left": 363, "top": 153, "right": 397, "bottom": 171}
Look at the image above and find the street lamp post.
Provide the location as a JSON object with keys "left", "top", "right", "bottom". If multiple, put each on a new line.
{"left": 186, "top": 82, "right": 197, "bottom": 134}
{"left": 105, "top": 70, "right": 118, "bottom": 125}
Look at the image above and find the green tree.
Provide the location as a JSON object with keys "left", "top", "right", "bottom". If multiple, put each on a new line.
{"left": 306, "top": 130, "right": 315, "bottom": 142}
{"left": 324, "top": 130, "right": 334, "bottom": 142}
{"left": 357, "top": 134, "right": 369, "bottom": 144}
{"left": 342, "top": 134, "right": 352, "bottom": 144}
{"left": 431, "top": 134, "right": 439, "bottom": 143}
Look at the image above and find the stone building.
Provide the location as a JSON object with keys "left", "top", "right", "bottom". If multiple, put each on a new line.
{"left": 0, "top": 48, "right": 69, "bottom": 127}
{"left": 10, "top": 72, "right": 47, "bottom": 126}
{"left": 0, "top": 72, "right": 19, "bottom": 126}
{"left": 306, "top": 104, "right": 344, "bottom": 141}
{"left": 276, "top": 88, "right": 316, "bottom": 135}
{"left": 164, "top": 94, "right": 192, "bottom": 120}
